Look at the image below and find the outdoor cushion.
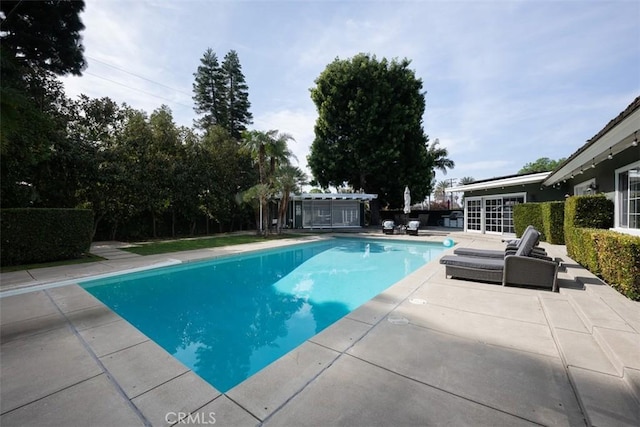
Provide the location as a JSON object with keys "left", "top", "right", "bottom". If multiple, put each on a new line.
{"left": 407, "top": 220, "right": 420, "bottom": 230}
{"left": 439, "top": 255, "right": 505, "bottom": 270}
{"left": 452, "top": 225, "right": 541, "bottom": 259}
{"left": 514, "top": 228, "right": 540, "bottom": 257}
{"left": 454, "top": 246, "right": 548, "bottom": 259}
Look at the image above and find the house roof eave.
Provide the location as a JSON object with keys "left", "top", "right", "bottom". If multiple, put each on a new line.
{"left": 445, "top": 172, "right": 550, "bottom": 193}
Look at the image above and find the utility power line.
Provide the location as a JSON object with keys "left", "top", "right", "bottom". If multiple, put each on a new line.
{"left": 86, "top": 55, "right": 192, "bottom": 97}
{"left": 85, "top": 71, "right": 192, "bottom": 109}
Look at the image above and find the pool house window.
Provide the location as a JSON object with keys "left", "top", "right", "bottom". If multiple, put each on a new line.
{"left": 284, "top": 193, "right": 378, "bottom": 229}
{"left": 615, "top": 161, "right": 640, "bottom": 234}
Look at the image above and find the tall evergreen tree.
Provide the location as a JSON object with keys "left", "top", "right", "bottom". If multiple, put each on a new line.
{"left": 193, "top": 49, "right": 252, "bottom": 139}
{"left": 0, "top": 0, "right": 86, "bottom": 76}
{"left": 1, "top": 0, "right": 87, "bottom": 207}
{"left": 192, "top": 48, "right": 227, "bottom": 131}
{"left": 222, "top": 50, "right": 252, "bottom": 139}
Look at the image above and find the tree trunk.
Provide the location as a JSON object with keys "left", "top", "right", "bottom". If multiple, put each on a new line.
{"left": 151, "top": 212, "right": 157, "bottom": 239}
{"left": 92, "top": 212, "right": 105, "bottom": 241}
{"left": 171, "top": 208, "right": 176, "bottom": 238}
{"left": 110, "top": 221, "right": 118, "bottom": 241}
{"left": 370, "top": 199, "right": 381, "bottom": 226}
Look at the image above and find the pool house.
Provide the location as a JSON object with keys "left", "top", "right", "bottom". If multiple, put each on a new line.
{"left": 276, "top": 193, "right": 378, "bottom": 229}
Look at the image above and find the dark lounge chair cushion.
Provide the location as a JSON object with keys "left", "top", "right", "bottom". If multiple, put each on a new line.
{"left": 439, "top": 255, "right": 505, "bottom": 270}
{"left": 514, "top": 229, "right": 540, "bottom": 257}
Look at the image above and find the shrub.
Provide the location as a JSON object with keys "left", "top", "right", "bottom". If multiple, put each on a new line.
{"left": 594, "top": 231, "right": 640, "bottom": 301}
{"left": 541, "top": 202, "right": 565, "bottom": 244}
{"left": 567, "top": 227, "right": 601, "bottom": 275}
{"left": 1, "top": 209, "right": 93, "bottom": 266}
{"left": 564, "top": 195, "right": 613, "bottom": 257}
{"left": 514, "top": 203, "right": 544, "bottom": 238}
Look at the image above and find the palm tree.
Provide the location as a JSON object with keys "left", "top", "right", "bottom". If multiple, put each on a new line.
{"left": 265, "top": 130, "right": 296, "bottom": 184}
{"left": 457, "top": 176, "right": 475, "bottom": 205}
{"left": 274, "top": 164, "right": 307, "bottom": 233}
{"left": 458, "top": 176, "right": 475, "bottom": 185}
{"left": 435, "top": 180, "right": 450, "bottom": 202}
{"left": 241, "top": 129, "right": 297, "bottom": 235}
{"left": 429, "top": 138, "right": 455, "bottom": 175}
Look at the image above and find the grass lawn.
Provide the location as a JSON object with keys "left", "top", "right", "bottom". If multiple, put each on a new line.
{"left": 1, "top": 233, "right": 307, "bottom": 272}
{"left": 1, "top": 254, "right": 105, "bottom": 273}
{"left": 123, "top": 233, "right": 306, "bottom": 256}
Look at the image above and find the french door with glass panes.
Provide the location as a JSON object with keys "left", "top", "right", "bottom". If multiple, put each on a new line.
{"left": 469, "top": 194, "right": 525, "bottom": 234}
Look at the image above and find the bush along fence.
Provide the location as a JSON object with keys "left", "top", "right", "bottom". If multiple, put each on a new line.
{"left": 0, "top": 209, "right": 93, "bottom": 266}
{"left": 563, "top": 195, "right": 639, "bottom": 301}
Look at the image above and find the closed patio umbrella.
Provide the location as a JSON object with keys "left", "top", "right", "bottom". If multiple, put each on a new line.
{"left": 403, "top": 186, "right": 411, "bottom": 215}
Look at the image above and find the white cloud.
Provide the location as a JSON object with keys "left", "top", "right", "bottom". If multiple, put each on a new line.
{"left": 56, "top": 0, "right": 639, "bottom": 190}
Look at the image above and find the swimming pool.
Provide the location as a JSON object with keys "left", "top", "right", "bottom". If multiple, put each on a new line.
{"left": 81, "top": 237, "right": 445, "bottom": 392}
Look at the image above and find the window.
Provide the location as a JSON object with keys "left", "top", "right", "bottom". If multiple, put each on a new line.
{"left": 484, "top": 198, "right": 502, "bottom": 233}
{"left": 464, "top": 193, "right": 525, "bottom": 234}
{"left": 466, "top": 199, "right": 482, "bottom": 231}
{"left": 574, "top": 178, "right": 596, "bottom": 196}
{"left": 302, "top": 200, "right": 361, "bottom": 228}
{"left": 502, "top": 196, "right": 525, "bottom": 234}
{"left": 616, "top": 162, "right": 640, "bottom": 234}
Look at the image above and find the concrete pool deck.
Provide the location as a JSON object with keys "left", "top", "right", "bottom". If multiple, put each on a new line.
{"left": 1, "top": 231, "right": 639, "bottom": 426}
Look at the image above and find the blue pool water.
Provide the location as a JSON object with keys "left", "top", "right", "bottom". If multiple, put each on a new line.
{"left": 81, "top": 238, "right": 444, "bottom": 392}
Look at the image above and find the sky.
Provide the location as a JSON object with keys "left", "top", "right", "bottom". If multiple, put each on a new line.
{"left": 61, "top": 0, "right": 640, "bottom": 192}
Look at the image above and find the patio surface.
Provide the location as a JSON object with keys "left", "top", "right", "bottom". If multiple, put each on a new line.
{"left": 1, "top": 230, "right": 639, "bottom": 426}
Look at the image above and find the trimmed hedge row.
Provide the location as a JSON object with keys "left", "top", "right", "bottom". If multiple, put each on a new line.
{"left": 566, "top": 227, "right": 601, "bottom": 275}
{"left": 514, "top": 203, "right": 544, "bottom": 239}
{"left": 514, "top": 201, "right": 564, "bottom": 243}
{"left": 1, "top": 209, "right": 93, "bottom": 266}
{"left": 541, "top": 202, "right": 565, "bottom": 244}
{"left": 594, "top": 231, "right": 640, "bottom": 300}
{"left": 562, "top": 195, "right": 638, "bottom": 301}
{"left": 564, "top": 195, "right": 613, "bottom": 259}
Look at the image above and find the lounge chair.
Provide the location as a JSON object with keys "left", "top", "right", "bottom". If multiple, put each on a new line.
{"left": 439, "top": 228, "right": 559, "bottom": 292}
{"left": 452, "top": 226, "right": 550, "bottom": 260}
{"left": 382, "top": 220, "right": 395, "bottom": 235}
{"left": 406, "top": 220, "right": 420, "bottom": 236}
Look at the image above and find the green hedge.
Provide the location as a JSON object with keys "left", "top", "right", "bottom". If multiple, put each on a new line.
{"left": 593, "top": 231, "right": 640, "bottom": 300}
{"left": 514, "top": 203, "right": 544, "bottom": 238}
{"left": 567, "top": 227, "right": 601, "bottom": 275}
{"left": 564, "top": 195, "right": 613, "bottom": 258}
{"left": 541, "top": 202, "right": 565, "bottom": 244}
{"left": 1, "top": 209, "right": 93, "bottom": 266}
{"left": 514, "top": 201, "right": 564, "bottom": 243}
{"left": 562, "top": 195, "right": 638, "bottom": 300}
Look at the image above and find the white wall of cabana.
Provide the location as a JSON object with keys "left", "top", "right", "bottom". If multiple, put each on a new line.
{"left": 278, "top": 193, "right": 378, "bottom": 229}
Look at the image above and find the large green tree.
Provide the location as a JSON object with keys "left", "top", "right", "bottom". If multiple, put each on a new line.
{"left": 192, "top": 48, "right": 227, "bottom": 132}
{"left": 0, "top": 0, "right": 86, "bottom": 75}
{"left": 308, "top": 53, "right": 433, "bottom": 221}
{"left": 1, "top": 0, "right": 86, "bottom": 206}
{"left": 222, "top": 50, "right": 253, "bottom": 139}
{"left": 193, "top": 48, "right": 252, "bottom": 139}
{"left": 518, "top": 157, "right": 566, "bottom": 174}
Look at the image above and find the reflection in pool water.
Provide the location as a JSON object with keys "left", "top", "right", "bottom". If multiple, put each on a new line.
{"left": 82, "top": 238, "right": 444, "bottom": 392}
